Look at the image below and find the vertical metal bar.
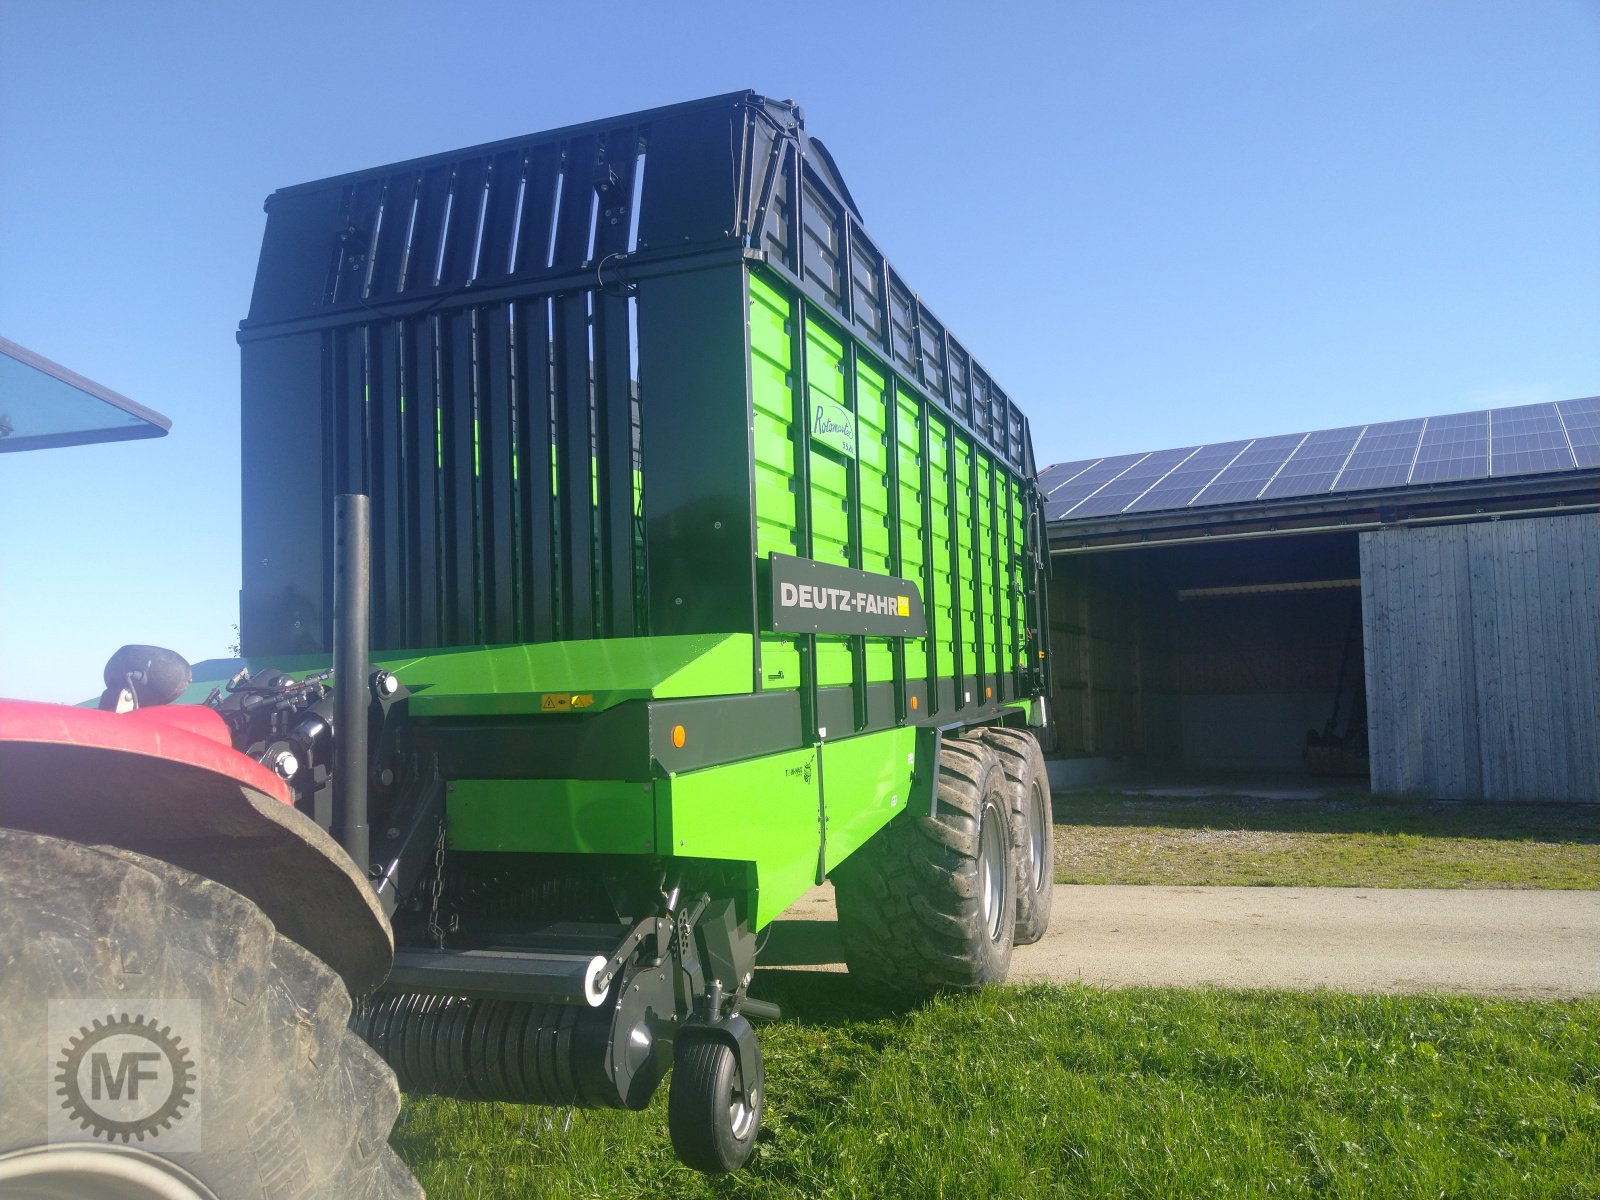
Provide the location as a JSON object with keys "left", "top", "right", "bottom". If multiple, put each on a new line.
{"left": 970, "top": 449, "right": 987, "bottom": 697}
{"left": 444, "top": 310, "right": 477, "bottom": 642}
{"left": 482, "top": 304, "right": 516, "bottom": 641}
{"left": 909, "top": 299, "right": 926, "bottom": 390}
{"left": 844, "top": 339, "right": 867, "bottom": 732}
{"left": 513, "top": 298, "right": 555, "bottom": 641}
{"left": 876, "top": 256, "right": 894, "bottom": 358}
{"left": 791, "top": 299, "right": 820, "bottom": 743}
{"left": 325, "top": 329, "right": 366, "bottom": 651}
{"left": 749, "top": 132, "right": 786, "bottom": 256}
{"left": 918, "top": 397, "right": 938, "bottom": 715}
{"left": 597, "top": 293, "right": 636, "bottom": 636}
{"left": 408, "top": 318, "right": 443, "bottom": 645}
{"left": 336, "top": 329, "right": 364, "bottom": 495}
{"left": 556, "top": 293, "right": 594, "bottom": 638}
{"left": 333, "top": 494, "right": 370, "bottom": 875}
{"left": 372, "top": 322, "right": 404, "bottom": 648}
{"left": 886, "top": 378, "right": 907, "bottom": 725}
{"left": 985, "top": 464, "right": 998, "bottom": 700}
{"left": 595, "top": 131, "right": 641, "bottom": 638}
{"left": 317, "top": 331, "right": 338, "bottom": 651}
{"left": 741, "top": 273, "right": 763, "bottom": 693}
{"left": 1004, "top": 472, "right": 1021, "bottom": 700}
{"left": 839, "top": 213, "right": 855, "bottom": 326}
{"left": 1027, "top": 483, "right": 1050, "bottom": 700}
{"left": 791, "top": 147, "right": 805, "bottom": 296}
{"left": 947, "top": 430, "right": 966, "bottom": 709}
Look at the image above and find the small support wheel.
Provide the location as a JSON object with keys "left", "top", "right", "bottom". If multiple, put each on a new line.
{"left": 667, "top": 1032, "right": 763, "bottom": 1173}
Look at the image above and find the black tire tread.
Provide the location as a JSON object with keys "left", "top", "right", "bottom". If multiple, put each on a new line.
{"left": 832, "top": 739, "right": 1014, "bottom": 998}
{"left": 0, "top": 828, "right": 420, "bottom": 1200}
{"left": 977, "top": 726, "right": 1056, "bottom": 944}
{"left": 667, "top": 1037, "right": 760, "bottom": 1174}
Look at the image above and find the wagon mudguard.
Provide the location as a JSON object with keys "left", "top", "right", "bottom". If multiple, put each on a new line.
{"left": 0, "top": 698, "right": 392, "bottom": 995}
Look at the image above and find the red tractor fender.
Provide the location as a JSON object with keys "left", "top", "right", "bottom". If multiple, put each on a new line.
{"left": 0, "top": 698, "right": 391, "bottom": 996}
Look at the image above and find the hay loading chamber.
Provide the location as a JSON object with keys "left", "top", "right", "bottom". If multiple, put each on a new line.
{"left": 235, "top": 90, "right": 1052, "bottom": 1170}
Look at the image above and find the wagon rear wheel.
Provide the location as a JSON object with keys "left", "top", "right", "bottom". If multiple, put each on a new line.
{"left": 978, "top": 726, "right": 1055, "bottom": 944}
{"left": 833, "top": 738, "right": 1016, "bottom": 997}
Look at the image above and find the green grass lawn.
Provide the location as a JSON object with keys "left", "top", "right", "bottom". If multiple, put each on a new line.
{"left": 1053, "top": 793, "right": 1600, "bottom": 889}
{"left": 391, "top": 974, "right": 1600, "bottom": 1199}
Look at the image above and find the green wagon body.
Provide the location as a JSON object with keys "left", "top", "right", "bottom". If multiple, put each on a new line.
{"left": 234, "top": 91, "right": 1049, "bottom": 932}
{"left": 218, "top": 91, "right": 1053, "bottom": 1163}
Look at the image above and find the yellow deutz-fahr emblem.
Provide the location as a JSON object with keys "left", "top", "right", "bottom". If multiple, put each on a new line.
{"left": 540, "top": 693, "right": 595, "bottom": 712}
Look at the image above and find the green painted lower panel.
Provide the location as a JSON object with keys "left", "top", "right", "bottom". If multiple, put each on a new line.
{"left": 657, "top": 746, "right": 820, "bottom": 929}
{"left": 447, "top": 778, "right": 659, "bottom": 854}
{"left": 820, "top": 728, "right": 917, "bottom": 874}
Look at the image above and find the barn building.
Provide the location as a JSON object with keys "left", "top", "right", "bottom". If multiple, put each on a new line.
{"left": 1042, "top": 396, "right": 1600, "bottom": 803}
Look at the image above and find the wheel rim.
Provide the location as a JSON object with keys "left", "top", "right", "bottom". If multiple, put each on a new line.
{"left": 728, "top": 1083, "right": 759, "bottom": 1142}
{"left": 0, "top": 1145, "right": 220, "bottom": 1200}
{"left": 1027, "top": 779, "right": 1048, "bottom": 891}
{"left": 979, "top": 798, "right": 1007, "bottom": 942}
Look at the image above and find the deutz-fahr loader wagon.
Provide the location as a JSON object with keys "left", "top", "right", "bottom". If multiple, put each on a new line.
{"left": 0, "top": 91, "right": 1052, "bottom": 1195}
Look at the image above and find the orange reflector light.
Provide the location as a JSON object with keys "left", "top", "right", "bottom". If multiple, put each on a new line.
{"left": 910, "top": 695, "right": 919, "bottom": 711}
{"left": 985, "top": 686, "right": 992, "bottom": 698}
{"left": 672, "top": 725, "right": 686, "bottom": 748}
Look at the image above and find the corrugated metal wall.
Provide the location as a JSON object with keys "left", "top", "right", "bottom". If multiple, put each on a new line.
{"left": 1362, "top": 513, "right": 1600, "bottom": 801}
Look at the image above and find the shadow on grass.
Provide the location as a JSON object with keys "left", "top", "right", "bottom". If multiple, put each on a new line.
{"left": 749, "top": 926, "right": 949, "bottom": 1026}
{"left": 1052, "top": 791, "right": 1599, "bottom": 844}
{"left": 747, "top": 965, "right": 917, "bottom": 1027}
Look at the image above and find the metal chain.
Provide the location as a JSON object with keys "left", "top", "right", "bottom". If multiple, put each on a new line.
{"left": 425, "top": 819, "right": 448, "bottom": 949}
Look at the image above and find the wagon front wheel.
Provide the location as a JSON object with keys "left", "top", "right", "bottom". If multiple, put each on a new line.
{"left": 667, "top": 1033, "right": 763, "bottom": 1173}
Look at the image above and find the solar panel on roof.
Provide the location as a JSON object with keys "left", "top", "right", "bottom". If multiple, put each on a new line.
{"left": 1257, "top": 425, "right": 1364, "bottom": 498}
{"left": 1329, "top": 419, "right": 1426, "bottom": 492}
{"left": 1489, "top": 403, "right": 1577, "bottom": 477}
{"left": 1557, "top": 396, "right": 1600, "bottom": 469}
{"left": 1191, "top": 433, "right": 1304, "bottom": 505}
{"left": 1409, "top": 411, "right": 1488, "bottom": 484}
{"left": 1041, "top": 456, "right": 1111, "bottom": 497}
{"left": 1123, "top": 440, "right": 1251, "bottom": 513}
{"left": 1042, "top": 396, "right": 1597, "bottom": 523}
{"left": 1069, "top": 446, "right": 1199, "bottom": 516}
{"left": 1043, "top": 453, "right": 1147, "bottom": 520}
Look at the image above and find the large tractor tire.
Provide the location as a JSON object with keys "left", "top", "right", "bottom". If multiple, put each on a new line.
{"left": 833, "top": 738, "right": 1015, "bottom": 998}
{"left": 977, "top": 726, "right": 1055, "bottom": 945}
{"left": 0, "top": 829, "right": 420, "bottom": 1200}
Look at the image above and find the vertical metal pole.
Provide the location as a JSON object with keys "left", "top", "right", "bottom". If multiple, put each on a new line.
{"left": 334, "top": 493, "right": 371, "bottom": 875}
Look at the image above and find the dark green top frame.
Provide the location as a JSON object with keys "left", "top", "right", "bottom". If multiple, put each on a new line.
{"left": 237, "top": 90, "right": 1047, "bottom": 729}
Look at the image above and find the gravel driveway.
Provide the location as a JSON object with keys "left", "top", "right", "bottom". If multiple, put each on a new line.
{"left": 760, "top": 883, "right": 1600, "bottom": 999}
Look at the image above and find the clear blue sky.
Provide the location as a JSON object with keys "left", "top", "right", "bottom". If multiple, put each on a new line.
{"left": 2, "top": 0, "right": 1595, "bottom": 702}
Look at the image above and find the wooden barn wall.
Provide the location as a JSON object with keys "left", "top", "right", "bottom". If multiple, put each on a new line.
{"left": 1362, "top": 512, "right": 1600, "bottom": 802}
{"left": 1048, "top": 555, "right": 1144, "bottom": 757}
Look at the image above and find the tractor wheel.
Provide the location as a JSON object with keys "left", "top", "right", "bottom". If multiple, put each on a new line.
{"left": 833, "top": 738, "right": 1015, "bottom": 997}
{"left": 0, "top": 829, "right": 420, "bottom": 1200}
{"left": 977, "top": 726, "right": 1055, "bottom": 944}
{"left": 667, "top": 1033, "right": 763, "bottom": 1174}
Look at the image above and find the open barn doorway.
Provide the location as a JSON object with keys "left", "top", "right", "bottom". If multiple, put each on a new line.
{"left": 1047, "top": 530, "right": 1369, "bottom": 781}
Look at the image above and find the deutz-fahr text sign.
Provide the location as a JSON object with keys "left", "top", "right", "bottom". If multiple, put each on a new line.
{"left": 768, "top": 553, "right": 927, "bottom": 637}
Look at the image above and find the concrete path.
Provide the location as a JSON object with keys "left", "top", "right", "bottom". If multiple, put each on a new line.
{"left": 758, "top": 883, "right": 1600, "bottom": 999}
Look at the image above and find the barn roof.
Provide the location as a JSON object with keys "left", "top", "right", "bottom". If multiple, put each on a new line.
{"left": 1042, "top": 396, "right": 1600, "bottom": 523}
{"left": 1043, "top": 396, "right": 1600, "bottom": 551}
